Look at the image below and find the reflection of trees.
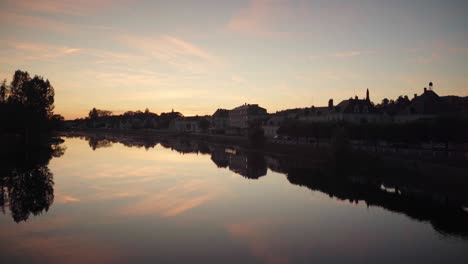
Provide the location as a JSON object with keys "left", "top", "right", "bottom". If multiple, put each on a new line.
{"left": 88, "top": 137, "right": 112, "bottom": 150}
{"left": 72, "top": 134, "right": 159, "bottom": 150}
{"left": 0, "top": 140, "right": 64, "bottom": 222}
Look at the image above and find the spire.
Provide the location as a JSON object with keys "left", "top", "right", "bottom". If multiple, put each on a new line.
{"left": 366, "top": 88, "right": 370, "bottom": 101}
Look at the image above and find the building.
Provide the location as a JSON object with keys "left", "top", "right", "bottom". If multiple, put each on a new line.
{"left": 298, "top": 89, "right": 387, "bottom": 124}
{"left": 170, "top": 116, "right": 208, "bottom": 133}
{"left": 262, "top": 115, "right": 286, "bottom": 138}
{"left": 210, "top": 108, "right": 229, "bottom": 133}
{"left": 393, "top": 83, "right": 464, "bottom": 122}
{"left": 229, "top": 103, "right": 268, "bottom": 129}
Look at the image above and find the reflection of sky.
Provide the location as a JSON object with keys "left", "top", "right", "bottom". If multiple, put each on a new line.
{"left": 0, "top": 137, "right": 467, "bottom": 263}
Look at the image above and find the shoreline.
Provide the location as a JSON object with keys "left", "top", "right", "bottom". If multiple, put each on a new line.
{"left": 57, "top": 128, "right": 468, "bottom": 163}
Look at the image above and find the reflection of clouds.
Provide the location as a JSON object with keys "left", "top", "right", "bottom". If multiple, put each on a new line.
{"left": 0, "top": 214, "right": 120, "bottom": 263}
{"left": 52, "top": 138, "right": 226, "bottom": 218}
{"left": 227, "top": 219, "right": 290, "bottom": 264}
{"left": 56, "top": 193, "right": 80, "bottom": 204}
{"left": 2, "top": 231, "right": 118, "bottom": 263}
{"left": 119, "top": 179, "right": 220, "bottom": 217}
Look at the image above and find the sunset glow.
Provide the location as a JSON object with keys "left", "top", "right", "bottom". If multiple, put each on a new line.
{"left": 1, "top": 0, "right": 467, "bottom": 119}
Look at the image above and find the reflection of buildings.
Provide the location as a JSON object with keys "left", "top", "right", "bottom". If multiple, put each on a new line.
{"left": 283, "top": 160, "right": 468, "bottom": 239}
{"left": 228, "top": 152, "right": 267, "bottom": 179}
{"left": 210, "top": 146, "right": 229, "bottom": 168}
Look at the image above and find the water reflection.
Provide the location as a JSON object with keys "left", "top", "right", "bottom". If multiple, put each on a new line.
{"left": 73, "top": 133, "right": 468, "bottom": 240}
{"left": 0, "top": 140, "right": 65, "bottom": 222}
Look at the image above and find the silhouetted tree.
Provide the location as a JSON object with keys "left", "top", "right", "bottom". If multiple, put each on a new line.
{"left": 0, "top": 79, "right": 7, "bottom": 103}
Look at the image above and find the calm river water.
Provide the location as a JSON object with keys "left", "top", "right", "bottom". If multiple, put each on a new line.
{"left": 0, "top": 136, "right": 467, "bottom": 263}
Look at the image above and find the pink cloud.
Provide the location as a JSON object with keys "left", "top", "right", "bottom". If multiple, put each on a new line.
{"left": 227, "top": 0, "right": 309, "bottom": 37}
{"left": 333, "top": 51, "right": 374, "bottom": 58}
{"left": 0, "top": 40, "right": 81, "bottom": 63}
{"left": 0, "top": 12, "right": 77, "bottom": 33}
{"left": 119, "top": 34, "right": 222, "bottom": 73}
{"left": 5, "top": 0, "right": 131, "bottom": 16}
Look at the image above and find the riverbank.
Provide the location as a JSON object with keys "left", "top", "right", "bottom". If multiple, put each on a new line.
{"left": 58, "top": 128, "right": 468, "bottom": 164}
{"left": 58, "top": 128, "right": 331, "bottom": 158}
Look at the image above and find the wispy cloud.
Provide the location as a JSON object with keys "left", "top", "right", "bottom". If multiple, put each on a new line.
{"left": 0, "top": 40, "right": 81, "bottom": 63}
{"left": 333, "top": 50, "right": 374, "bottom": 58}
{"left": 0, "top": 12, "right": 77, "bottom": 33}
{"left": 4, "top": 0, "right": 130, "bottom": 16}
{"left": 309, "top": 50, "right": 375, "bottom": 60}
{"left": 119, "top": 34, "right": 222, "bottom": 73}
{"left": 227, "top": 0, "right": 309, "bottom": 37}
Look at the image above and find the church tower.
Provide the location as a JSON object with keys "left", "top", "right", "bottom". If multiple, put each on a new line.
{"left": 366, "top": 88, "right": 370, "bottom": 101}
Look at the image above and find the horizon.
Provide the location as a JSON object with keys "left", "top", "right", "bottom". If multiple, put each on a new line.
{"left": 1, "top": 0, "right": 467, "bottom": 120}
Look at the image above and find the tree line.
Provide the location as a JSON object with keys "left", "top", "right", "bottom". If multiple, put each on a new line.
{"left": 67, "top": 107, "right": 185, "bottom": 130}
{"left": 0, "top": 70, "right": 63, "bottom": 138}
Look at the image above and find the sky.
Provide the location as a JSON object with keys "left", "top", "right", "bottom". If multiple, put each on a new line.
{"left": 0, "top": 0, "right": 467, "bottom": 119}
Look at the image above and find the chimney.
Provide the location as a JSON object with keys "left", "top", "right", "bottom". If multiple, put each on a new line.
{"left": 328, "top": 99, "right": 334, "bottom": 110}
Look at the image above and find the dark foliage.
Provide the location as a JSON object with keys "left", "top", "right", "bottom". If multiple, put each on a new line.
{"left": 0, "top": 70, "right": 63, "bottom": 137}
{"left": 0, "top": 139, "right": 65, "bottom": 222}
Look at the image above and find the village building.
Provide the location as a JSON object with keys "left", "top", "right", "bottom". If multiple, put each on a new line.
{"left": 210, "top": 108, "right": 230, "bottom": 134}
{"left": 170, "top": 116, "right": 209, "bottom": 133}
{"left": 229, "top": 103, "right": 268, "bottom": 129}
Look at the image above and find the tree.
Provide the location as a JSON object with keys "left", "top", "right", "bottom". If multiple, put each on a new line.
{"left": 89, "top": 108, "right": 99, "bottom": 120}
{"left": 8, "top": 71, "right": 55, "bottom": 119}
{"left": 9, "top": 70, "right": 31, "bottom": 104}
{"left": 0, "top": 79, "right": 7, "bottom": 103}
{"left": 0, "top": 70, "right": 59, "bottom": 136}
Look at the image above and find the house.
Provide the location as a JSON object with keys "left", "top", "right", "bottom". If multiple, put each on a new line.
{"left": 298, "top": 99, "right": 337, "bottom": 122}
{"left": 210, "top": 108, "right": 229, "bottom": 134}
{"left": 229, "top": 103, "right": 268, "bottom": 129}
{"left": 262, "top": 115, "right": 286, "bottom": 138}
{"left": 298, "top": 89, "right": 387, "bottom": 124}
{"left": 334, "top": 90, "right": 384, "bottom": 123}
{"left": 170, "top": 116, "right": 208, "bottom": 133}
{"left": 394, "top": 84, "right": 453, "bottom": 123}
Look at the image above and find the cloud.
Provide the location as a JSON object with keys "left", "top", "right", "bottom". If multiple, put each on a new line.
{"left": 0, "top": 12, "right": 77, "bottom": 33}
{"left": 4, "top": 0, "right": 130, "bottom": 16}
{"left": 227, "top": 0, "right": 309, "bottom": 37}
{"left": 0, "top": 40, "right": 81, "bottom": 63}
{"left": 333, "top": 51, "right": 374, "bottom": 58}
{"left": 308, "top": 51, "right": 375, "bottom": 60}
{"left": 119, "top": 34, "right": 222, "bottom": 73}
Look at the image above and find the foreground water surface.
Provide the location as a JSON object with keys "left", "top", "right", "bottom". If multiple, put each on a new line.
{"left": 1, "top": 136, "right": 467, "bottom": 263}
